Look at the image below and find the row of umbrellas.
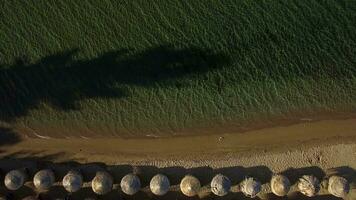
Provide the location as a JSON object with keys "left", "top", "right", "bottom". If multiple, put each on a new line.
{"left": 2, "top": 168, "right": 350, "bottom": 198}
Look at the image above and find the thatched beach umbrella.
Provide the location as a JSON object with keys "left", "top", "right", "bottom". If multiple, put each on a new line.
{"left": 120, "top": 173, "right": 141, "bottom": 195}
{"left": 91, "top": 171, "right": 113, "bottom": 195}
{"left": 33, "top": 169, "right": 55, "bottom": 191}
{"left": 4, "top": 169, "right": 28, "bottom": 190}
{"left": 150, "top": 174, "right": 170, "bottom": 196}
{"left": 180, "top": 175, "right": 201, "bottom": 197}
{"left": 328, "top": 176, "right": 349, "bottom": 198}
{"left": 298, "top": 175, "right": 320, "bottom": 197}
{"left": 210, "top": 174, "right": 231, "bottom": 196}
{"left": 240, "top": 177, "right": 261, "bottom": 198}
{"left": 270, "top": 174, "right": 290, "bottom": 197}
{"left": 63, "top": 170, "right": 83, "bottom": 193}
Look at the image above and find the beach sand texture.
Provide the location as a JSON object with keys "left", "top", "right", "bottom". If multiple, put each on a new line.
{"left": 0, "top": 118, "right": 355, "bottom": 199}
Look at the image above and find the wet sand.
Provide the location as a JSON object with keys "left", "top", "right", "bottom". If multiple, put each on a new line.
{"left": 0, "top": 118, "right": 355, "bottom": 199}
{"left": 11, "top": 112, "right": 356, "bottom": 139}
{"left": 2, "top": 118, "right": 356, "bottom": 160}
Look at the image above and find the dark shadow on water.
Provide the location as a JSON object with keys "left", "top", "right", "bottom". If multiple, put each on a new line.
{"left": 0, "top": 45, "right": 230, "bottom": 122}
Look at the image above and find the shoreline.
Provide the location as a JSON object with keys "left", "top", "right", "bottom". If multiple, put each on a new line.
{"left": 5, "top": 111, "right": 356, "bottom": 139}
{"left": 1, "top": 118, "right": 355, "bottom": 161}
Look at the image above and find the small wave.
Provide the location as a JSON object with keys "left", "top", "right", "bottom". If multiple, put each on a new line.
{"left": 32, "top": 132, "right": 51, "bottom": 139}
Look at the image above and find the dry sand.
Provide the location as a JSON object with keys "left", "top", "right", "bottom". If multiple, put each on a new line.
{"left": 0, "top": 118, "right": 355, "bottom": 199}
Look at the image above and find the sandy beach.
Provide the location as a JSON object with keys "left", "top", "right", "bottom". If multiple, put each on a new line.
{"left": 1, "top": 1, "right": 355, "bottom": 199}
{"left": 0, "top": 118, "right": 355, "bottom": 199}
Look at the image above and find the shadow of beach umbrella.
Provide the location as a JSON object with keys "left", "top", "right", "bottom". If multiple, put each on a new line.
{"left": 91, "top": 171, "right": 113, "bottom": 195}
{"left": 240, "top": 177, "right": 261, "bottom": 198}
{"left": 21, "top": 196, "right": 38, "bottom": 200}
{"left": 298, "top": 175, "right": 320, "bottom": 197}
{"left": 33, "top": 169, "right": 55, "bottom": 191}
{"left": 4, "top": 169, "right": 28, "bottom": 190}
{"left": 63, "top": 170, "right": 83, "bottom": 193}
{"left": 271, "top": 174, "right": 290, "bottom": 197}
{"left": 0, "top": 196, "right": 9, "bottom": 200}
{"left": 0, "top": 194, "right": 13, "bottom": 200}
{"left": 180, "top": 175, "right": 201, "bottom": 197}
{"left": 120, "top": 173, "right": 141, "bottom": 195}
{"left": 328, "top": 176, "right": 349, "bottom": 198}
{"left": 150, "top": 174, "right": 170, "bottom": 196}
{"left": 210, "top": 174, "right": 231, "bottom": 196}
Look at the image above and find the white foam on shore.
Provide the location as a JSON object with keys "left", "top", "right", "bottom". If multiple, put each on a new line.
{"left": 32, "top": 132, "right": 51, "bottom": 139}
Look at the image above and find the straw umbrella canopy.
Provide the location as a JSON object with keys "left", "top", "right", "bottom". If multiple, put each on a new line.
{"left": 120, "top": 173, "right": 141, "bottom": 195}
{"left": 270, "top": 174, "right": 290, "bottom": 197}
{"left": 91, "top": 171, "right": 113, "bottom": 195}
{"left": 240, "top": 177, "right": 261, "bottom": 198}
{"left": 4, "top": 169, "right": 28, "bottom": 190}
{"left": 298, "top": 175, "right": 320, "bottom": 197}
{"left": 328, "top": 176, "right": 350, "bottom": 198}
{"left": 180, "top": 175, "right": 201, "bottom": 197}
{"left": 150, "top": 174, "right": 170, "bottom": 196}
{"left": 210, "top": 174, "right": 231, "bottom": 196}
{"left": 62, "top": 170, "right": 83, "bottom": 193}
{"left": 33, "top": 169, "right": 55, "bottom": 191}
